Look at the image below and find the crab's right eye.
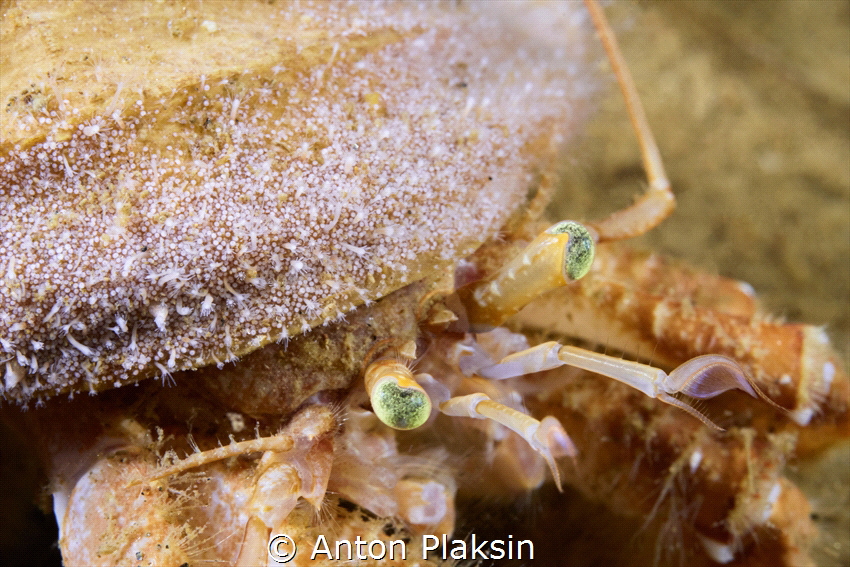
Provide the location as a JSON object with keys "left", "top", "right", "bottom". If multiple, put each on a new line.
{"left": 546, "top": 220, "right": 595, "bottom": 281}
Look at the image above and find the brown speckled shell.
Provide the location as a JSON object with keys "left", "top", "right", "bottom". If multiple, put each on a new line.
{"left": 0, "top": 0, "right": 597, "bottom": 403}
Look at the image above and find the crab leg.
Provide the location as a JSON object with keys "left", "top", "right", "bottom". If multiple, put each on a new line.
{"left": 439, "top": 392, "right": 576, "bottom": 490}
{"left": 511, "top": 243, "right": 846, "bottom": 427}
{"left": 583, "top": 0, "right": 675, "bottom": 242}
{"left": 475, "top": 342, "right": 776, "bottom": 430}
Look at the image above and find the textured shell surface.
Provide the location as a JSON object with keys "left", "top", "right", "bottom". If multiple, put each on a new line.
{"left": 0, "top": 0, "right": 598, "bottom": 403}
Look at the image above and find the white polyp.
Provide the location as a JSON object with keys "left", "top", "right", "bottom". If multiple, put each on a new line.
{"left": 697, "top": 534, "right": 735, "bottom": 564}
{"left": 175, "top": 298, "right": 193, "bottom": 316}
{"left": 5, "top": 361, "right": 24, "bottom": 390}
{"left": 201, "top": 294, "right": 214, "bottom": 316}
{"left": 42, "top": 301, "right": 62, "bottom": 324}
{"left": 115, "top": 314, "right": 128, "bottom": 333}
{"left": 66, "top": 333, "right": 96, "bottom": 357}
{"left": 151, "top": 304, "right": 168, "bottom": 332}
{"left": 689, "top": 449, "right": 703, "bottom": 473}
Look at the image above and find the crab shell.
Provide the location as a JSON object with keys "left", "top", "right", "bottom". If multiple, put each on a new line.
{"left": 0, "top": 0, "right": 598, "bottom": 404}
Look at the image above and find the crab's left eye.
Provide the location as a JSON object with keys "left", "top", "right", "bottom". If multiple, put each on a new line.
{"left": 365, "top": 361, "right": 432, "bottom": 430}
{"left": 372, "top": 378, "right": 431, "bottom": 430}
{"left": 546, "top": 220, "right": 595, "bottom": 281}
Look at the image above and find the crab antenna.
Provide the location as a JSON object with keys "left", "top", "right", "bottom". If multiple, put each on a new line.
{"left": 583, "top": 0, "right": 676, "bottom": 242}
{"left": 364, "top": 359, "right": 432, "bottom": 430}
{"left": 458, "top": 221, "right": 595, "bottom": 333}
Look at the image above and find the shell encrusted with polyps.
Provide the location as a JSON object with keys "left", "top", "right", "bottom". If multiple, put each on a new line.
{"left": 0, "top": 1, "right": 598, "bottom": 402}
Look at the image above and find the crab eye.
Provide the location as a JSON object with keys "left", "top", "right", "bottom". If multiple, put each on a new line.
{"left": 365, "top": 360, "right": 432, "bottom": 430}
{"left": 546, "top": 220, "right": 595, "bottom": 281}
{"left": 372, "top": 378, "right": 432, "bottom": 430}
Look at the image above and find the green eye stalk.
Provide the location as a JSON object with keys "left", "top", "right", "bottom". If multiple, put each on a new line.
{"left": 365, "top": 359, "right": 432, "bottom": 430}
{"left": 458, "top": 220, "right": 596, "bottom": 333}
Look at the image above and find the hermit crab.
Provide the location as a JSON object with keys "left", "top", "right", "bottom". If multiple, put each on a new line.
{"left": 0, "top": 1, "right": 846, "bottom": 566}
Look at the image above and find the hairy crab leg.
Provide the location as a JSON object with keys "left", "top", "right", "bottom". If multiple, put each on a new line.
{"left": 139, "top": 434, "right": 296, "bottom": 483}
{"left": 134, "top": 406, "right": 336, "bottom": 564}
{"left": 474, "top": 342, "right": 782, "bottom": 431}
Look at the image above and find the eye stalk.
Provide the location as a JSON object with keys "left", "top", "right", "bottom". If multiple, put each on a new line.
{"left": 365, "top": 359, "right": 432, "bottom": 430}
{"left": 458, "top": 220, "right": 597, "bottom": 332}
